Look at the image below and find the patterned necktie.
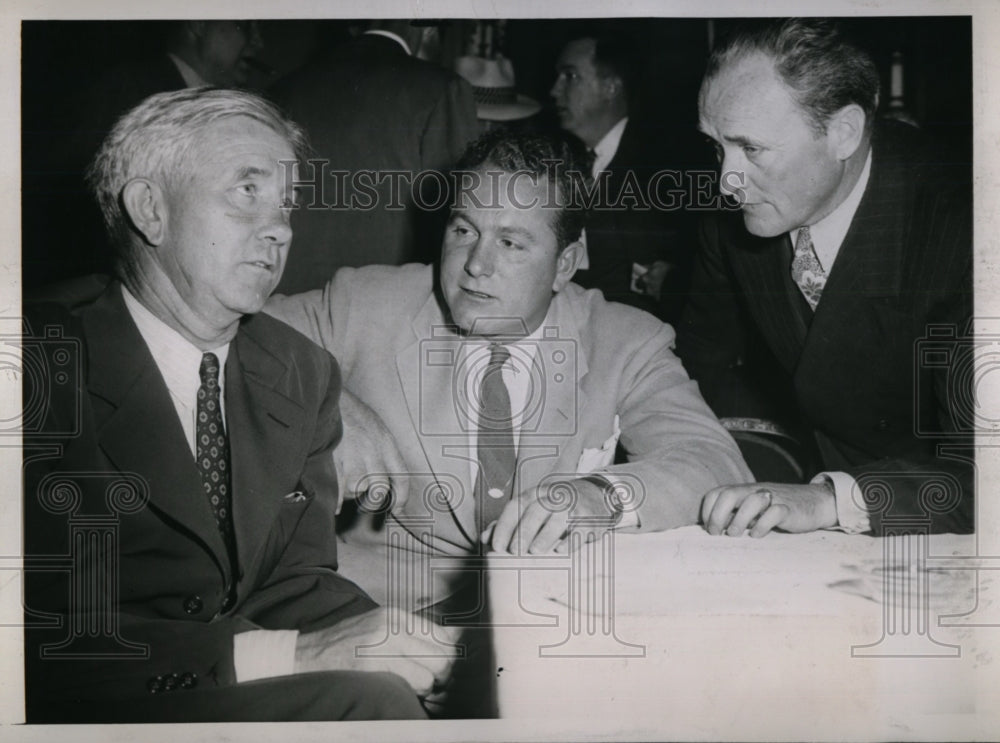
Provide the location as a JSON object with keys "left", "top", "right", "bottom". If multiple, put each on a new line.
{"left": 790, "top": 226, "right": 827, "bottom": 311}
{"left": 475, "top": 344, "right": 516, "bottom": 531}
{"left": 197, "top": 353, "right": 237, "bottom": 568}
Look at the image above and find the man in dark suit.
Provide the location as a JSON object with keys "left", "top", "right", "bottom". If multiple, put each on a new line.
{"left": 22, "top": 88, "right": 455, "bottom": 722}
{"left": 272, "top": 20, "right": 479, "bottom": 293}
{"left": 550, "top": 33, "right": 691, "bottom": 321}
{"left": 677, "top": 19, "right": 973, "bottom": 537}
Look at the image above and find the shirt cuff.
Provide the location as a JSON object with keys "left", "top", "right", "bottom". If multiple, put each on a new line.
{"left": 812, "top": 472, "right": 871, "bottom": 535}
{"left": 583, "top": 474, "right": 641, "bottom": 530}
{"left": 233, "top": 629, "right": 300, "bottom": 683}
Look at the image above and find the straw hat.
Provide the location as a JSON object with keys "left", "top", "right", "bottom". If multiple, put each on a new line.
{"left": 454, "top": 55, "right": 541, "bottom": 121}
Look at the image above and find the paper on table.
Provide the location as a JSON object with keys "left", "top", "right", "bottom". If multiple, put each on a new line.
{"left": 509, "top": 527, "right": 978, "bottom": 619}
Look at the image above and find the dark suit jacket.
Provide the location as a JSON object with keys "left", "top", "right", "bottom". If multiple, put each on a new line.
{"left": 676, "top": 121, "right": 974, "bottom": 534}
{"left": 271, "top": 33, "right": 478, "bottom": 293}
{"left": 573, "top": 119, "right": 695, "bottom": 322}
{"left": 22, "top": 284, "right": 376, "bottom": 719}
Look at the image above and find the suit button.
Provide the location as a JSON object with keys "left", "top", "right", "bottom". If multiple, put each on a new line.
{"left": 180, "top": 672, "right": 198, "bottom": 689}
{"left": 147, "top": 675, "right": 164, "bottom": 694}
{"left": 877, "top": 418, "right": 889, "bottom": 431}
{"left": 221, "top": 593, "right": 235, "bottom": 612}
{"left": 163, "top": 673, "right": 179, "bottom": 692}
{"left": 183, "top": 595, "right": 204, "bottom": 615}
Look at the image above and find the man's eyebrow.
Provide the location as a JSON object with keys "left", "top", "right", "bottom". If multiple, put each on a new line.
{"left": 234, "top": 165, "right": 271, "bottom": 180}
{"left": 497, "top": 225, "right": 535, "bottom": 240}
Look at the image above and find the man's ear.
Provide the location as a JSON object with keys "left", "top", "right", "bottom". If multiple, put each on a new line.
{"left": 553, "top": 238, "right": 585, "bottom": 293}
{"left": 826, "top": 103, "right": 867, "bottom": 161}
{"left": 121, "top": 178, "right": 168, "bottom": 247}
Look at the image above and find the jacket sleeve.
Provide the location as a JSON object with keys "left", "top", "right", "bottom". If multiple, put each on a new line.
{"left": 599, "top": 318, "right": 755, "bottom": 530}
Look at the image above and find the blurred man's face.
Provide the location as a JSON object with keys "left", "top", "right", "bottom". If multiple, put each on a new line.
{"left": 198, "top": 20, "right": 263, "bottom": 87}
{"left": 550, "top": 38, "right": 614, "bottom": 147}
{"left": 698, "top": 53, "right": 847, "bottom": 237}
{"left": 440, "top": 168, "right": 577, "bottom": 338}
{"left": 157, "top": 116, "right": 295, "bottom": 330}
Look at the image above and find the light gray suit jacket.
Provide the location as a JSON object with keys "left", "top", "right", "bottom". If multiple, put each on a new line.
{"left": 267, "top": 264, "right": 751, "bottom": 607}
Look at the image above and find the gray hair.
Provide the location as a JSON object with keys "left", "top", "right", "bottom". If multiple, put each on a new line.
{"left": 704, "top": 18, "right": 880, "bottom": 135}
{"left": 86, "top": 87, "right": 309, "bottom": 263}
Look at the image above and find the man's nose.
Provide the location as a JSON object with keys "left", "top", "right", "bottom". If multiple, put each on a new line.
{"left": 550, "top": 76, "right": 563, "bottom": 100}
{"left": 718, "top": 151, "right": 745, "bottom": 200}
{"left": 464, "top": 239, "right": 495, "bottom": 277}
{"left": 258, "top": 204, "right": 293, "bottom": 245}
{"left": 246, "top": 21, "right": 264, "bottom": 53}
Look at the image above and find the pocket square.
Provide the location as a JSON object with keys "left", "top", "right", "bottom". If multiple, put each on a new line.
{"left": 283, "top": 490, "right": 308, "bottom": 503}
{"left": 576, "top": 415, "right": 622, "bottom": 474}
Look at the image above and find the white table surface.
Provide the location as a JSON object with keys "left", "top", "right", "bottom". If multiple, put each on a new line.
{"left": 485, "top": 526, "right": 999, "bottom": 740}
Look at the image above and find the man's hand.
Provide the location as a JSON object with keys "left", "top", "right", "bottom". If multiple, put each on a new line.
{"left": 636, "top": 260, "right": 671, "bottom": 299}
{"left": 294, "top": 608, "right": 460, "bottom": 697}
{"left": 336, "top": 389, "right": 409, "bottom": 513}
{"left": 701, "top": 481, "right": 838, "bottom": 538}
{"left": 482, "top": 478, "right": 619, "bottom": 555}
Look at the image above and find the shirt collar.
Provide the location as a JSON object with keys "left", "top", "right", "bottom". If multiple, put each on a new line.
{"left": 592, "top": 117, "right": 629, "bottom": 176}
{"left": 167, "top": 52, "right": 211, "bottom": 88}
{"left": 790, "top": 147, "right": 873, "bottom": 273}
{"left": 363, "top": 29, "right": 412, "bottom": 56}
{"left": 121, "top": 284, "right": 231, "bottom": 400}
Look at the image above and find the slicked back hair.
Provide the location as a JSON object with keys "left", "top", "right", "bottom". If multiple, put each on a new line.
{"left": 454, "top": 128, "right": 592, "bottom": 251}
{"left": 704, "top": 18, "right": 880, "bottom": 135}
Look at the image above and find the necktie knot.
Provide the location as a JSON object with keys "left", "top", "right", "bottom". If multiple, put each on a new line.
{"left": 790, "top": 225, "right": 827, "bottom": 311}
{"left": 199, "top": 352, "right": 221, "bottom": 392}
{"left": 488, "top": 343, "right": 510, "bottom": 369}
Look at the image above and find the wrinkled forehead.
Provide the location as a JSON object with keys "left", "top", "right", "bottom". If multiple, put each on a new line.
{"left": 699, "top": 53, "right": 795, "bottom": 125}
{"left": 180, "top": 115, "right": 297, "bottom": 177}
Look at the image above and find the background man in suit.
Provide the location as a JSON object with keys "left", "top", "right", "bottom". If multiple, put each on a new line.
{"left": 272, "top": 20, "right": 479, "bottom": 293}
{"left": 550, "top": 33, "right": 689, "bottom": 321}
{"left": 22, "top": 88, "right": 456, "bottom": 722}
{"left": 266, "top": 129, "right": 751, "bottom": 613}
{"left": 678, "top": 19, "right": 973, "bottom": 537}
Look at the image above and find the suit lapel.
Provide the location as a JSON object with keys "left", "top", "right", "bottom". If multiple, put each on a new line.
{"left": 395, "top": 293, "right": 474, "bottom": 540}
{"left": 226, "top": 319, "right": 306, "bottom": 585}
{"left": 730, "top": 228, "right": 809, "bottom": 373}
{"left": 799, "top": 144, "right": 906, "bottom": 366}
{"left": 516, "top": 293, "right": 591, "bottom": 492}
{"left": 84, "top": 285, "right": 229, "bottom": 571}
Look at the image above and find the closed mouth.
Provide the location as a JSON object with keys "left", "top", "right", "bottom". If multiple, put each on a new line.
{"left": 461, "top": 286, "right": 494, "bottom": 300}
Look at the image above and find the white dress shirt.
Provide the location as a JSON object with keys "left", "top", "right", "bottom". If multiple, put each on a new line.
{"left": 591, "top": 116, "right": 629, "bottom": 178}
{"left": 789, "top": 148, "right": 874, "bottom": 534}
{"left": 363, "top": 28, "right": 412, "bottom": 56}
{"left": 461, "top": 314, "right": 638, "bottom": 532}
{"left": 578, "top": 116, "right": 629, "bottom": 273}
{"left": 167, "top": 53, "right": 211, "bottom": 88}
{"left": 122, "top": 285, "right": 297, "bottom": 683}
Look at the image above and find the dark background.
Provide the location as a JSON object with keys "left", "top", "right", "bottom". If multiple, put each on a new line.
{"left": 21, "top": 17, "right": 973, "bottom": 287}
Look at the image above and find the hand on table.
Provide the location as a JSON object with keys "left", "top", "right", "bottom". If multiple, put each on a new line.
{"left": 294, "top": 607, "right": 459, "bottom": 697}
{"left": 701, "top": 481, "right": 838, "bottom": 538}
{"left": 335, "top": 389, "right": 409, "bottom": 513}
{"left": 481, "top": 477, "right": 620, "bottom": 555}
